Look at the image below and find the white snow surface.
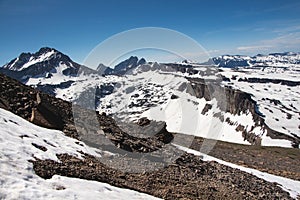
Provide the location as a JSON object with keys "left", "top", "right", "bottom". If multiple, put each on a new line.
{"left": 176, "top": 145, "right": 300, "bottom": 199}
{"left": 0, "top": 108, "right": 160, "bottom": 200}
{"left": 26, "top": 63, "right": 76, "bottom": 85}
{"left": 9, "top": 50, "right": 56, "bottom": 71}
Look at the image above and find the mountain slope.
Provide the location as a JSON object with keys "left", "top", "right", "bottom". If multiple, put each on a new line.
{"left": 53, "top": 61, "right": 299, "bottom": 147}
{"left": 2, "top": 106, "right": 298, "bottom": 199}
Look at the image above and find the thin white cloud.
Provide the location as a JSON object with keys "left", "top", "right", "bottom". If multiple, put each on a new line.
{"left": 237, "top": 45, "right": 272, "bottom": 51}
{"left": 237, "top": 31, "right": 300, "bottom": 54}
{"left": 273, "top": 25, "right": 300, "bottom": 34}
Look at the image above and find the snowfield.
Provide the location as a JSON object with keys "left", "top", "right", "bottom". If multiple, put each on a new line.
{"left": 220, "top": 67, "right": 300, "bottom": 140}
{"left": 0, "top": 108, "right": 161, "bottom": 200}
{"left": 26, "top": 63, "right": 76, "bottom": 86}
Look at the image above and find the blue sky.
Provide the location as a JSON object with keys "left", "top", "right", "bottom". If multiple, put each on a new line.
{"left": 1, "top": 0, "right": 300, "bottom": 66}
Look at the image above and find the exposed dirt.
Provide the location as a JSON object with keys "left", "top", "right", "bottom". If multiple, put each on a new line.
{"left": 191, "top": 137, "right": 300, "bottom": 181}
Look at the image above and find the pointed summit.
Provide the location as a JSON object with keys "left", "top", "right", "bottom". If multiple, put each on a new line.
{"left": 104, "top": 56, "right": 146, "bottom": 75}
{"left": 0, "top": 47, "right": 82, "bottom": 83}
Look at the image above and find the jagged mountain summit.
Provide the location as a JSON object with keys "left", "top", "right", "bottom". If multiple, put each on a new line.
{"left": 2, "top": 47, "right": 79, "bottom": 82}
{"left": 1, "top": 47, "right": 299, "bottom": 148}
{"left": 103, "top": 56, "right": 146, "bottom": 75}
{"left": 0, "top": 47, "right": 96, "bottom": 85}
{"left": 3, "top": 47, "right": 72, "bottom": 71}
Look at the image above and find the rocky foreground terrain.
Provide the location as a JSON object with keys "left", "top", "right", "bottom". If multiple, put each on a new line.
{"left": 1, "top": 72, "right": 299, "bottom": 199}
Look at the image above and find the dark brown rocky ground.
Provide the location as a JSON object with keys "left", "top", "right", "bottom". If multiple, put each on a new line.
{"left": 30, "top": 153, "right": 293, "bottom": 200}
{"left": 0, "top": 73, "right": 299, "bottom": 199}
{"left": 191, "top": 138, "right": 300, "bottom": 181}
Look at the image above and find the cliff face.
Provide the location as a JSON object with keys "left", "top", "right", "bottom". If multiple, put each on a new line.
{"left": 186, "top": 77, "right": 299, "bottom": 147}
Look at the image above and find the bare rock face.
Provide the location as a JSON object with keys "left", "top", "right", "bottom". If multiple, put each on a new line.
{"left": 137, "top": 117, "right": 151, "bottom": 126}
{"left": 238, "top": 77, "right": 300, "bottom": 87}
{"left": 0, "top": 74, "right": 68, "bottom": 131}
{"left": 30, "top": 93, "right": 64, "bottom": 130}
{"left": 0, "top": 74, "right": 38, "bottom": 120}
{"left": 0, "top": 98, "right": 10, "bottom": 110}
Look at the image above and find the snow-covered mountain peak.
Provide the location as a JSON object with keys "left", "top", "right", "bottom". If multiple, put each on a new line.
{"left": 3, "top": 47, "right": 71, "bottom": 71}
{"left": 0, "top": 47, "right": 89, "bottom": 85}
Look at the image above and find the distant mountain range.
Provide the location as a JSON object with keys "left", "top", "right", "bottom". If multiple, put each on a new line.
{"left": 209, "top": 52, "right": 300, "bottom": 68}
{"left": 2, "top": 47, "right": 300, "bottom": 78}
{"left": 0, "top": 47, "right": 299, "bottom": 149}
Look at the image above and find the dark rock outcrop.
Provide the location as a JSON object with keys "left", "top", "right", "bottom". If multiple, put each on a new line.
{"left": 35, "top": 81, "right": 75, "bottom": 96}
{"left": 30, "top": 93, "right": 64, "bottom": 130}
{"left": 238, "top": 77, "right": 300, "bottom": 87}
{"left": 137, "top": 117, "right": 151, "bottom": 126}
